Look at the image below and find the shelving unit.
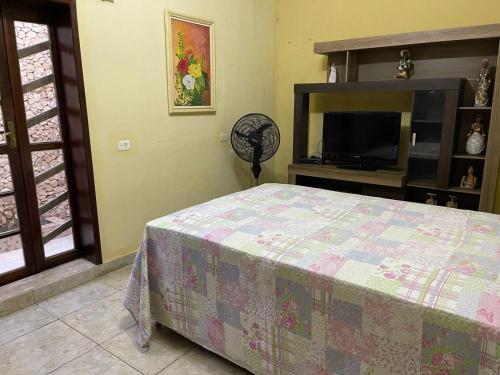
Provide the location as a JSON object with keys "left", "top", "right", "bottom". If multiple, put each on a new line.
{"left": 289, "top": 23, "right": 500, "bottom": 212}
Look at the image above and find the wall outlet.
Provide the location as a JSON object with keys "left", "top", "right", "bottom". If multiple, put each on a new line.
{"left": 218, "top": 132, "right": 228, "bottom": 142}
{"left": 118, "top": 140, "right": 131, "bottom": 151}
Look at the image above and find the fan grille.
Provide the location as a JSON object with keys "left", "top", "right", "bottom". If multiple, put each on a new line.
{"left": 231, "top": 113, "right": 280, "bottom": 163}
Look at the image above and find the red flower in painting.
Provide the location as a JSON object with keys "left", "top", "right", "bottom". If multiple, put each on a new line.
{"left": 177, "top": 58, "right": 189, "bottom": 75}
{"left": 186, "top": 48, "right": 193, "bottom": 56}
{"left": 432, "top": 352, "right": 444, "bottom": 366}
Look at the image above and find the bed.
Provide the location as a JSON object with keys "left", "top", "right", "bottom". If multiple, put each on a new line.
{"left": 124, "top": 183, "right": 500, "bottom": 374}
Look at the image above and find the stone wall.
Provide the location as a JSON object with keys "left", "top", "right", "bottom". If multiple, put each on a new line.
{"left": 1, "top": 22, "right": 70, "bottom": 254}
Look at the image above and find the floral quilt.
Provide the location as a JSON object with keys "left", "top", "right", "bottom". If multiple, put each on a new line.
{"left": 124, "top": 183, "right": 500, "bottom": 375}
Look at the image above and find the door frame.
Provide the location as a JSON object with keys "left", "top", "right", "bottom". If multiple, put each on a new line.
{"left": 0, "top": 0, "right": 101, "bottom": 285}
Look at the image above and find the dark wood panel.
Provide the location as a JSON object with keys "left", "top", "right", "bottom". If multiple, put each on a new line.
{"left": 345, "top": 50, "right": 358, "bottom": 82}
{"left": 295, "top": 78, "right": 463, "bottom": 94}
{"left": 17, "top": 40, "right": 50, "bottom": 58}
{"left": 293, "top": 93, "right": 309, "bottom": 164}
{"left": 480, "top": 41, "right": 500, "bottom": 212}
{"left": 314, "top": 23, "right": 500, "bottom": 54}
{"left": 289, "top": 163, "right": 406, "bottom": 188}
{"left": 26, "top": 107, "right": 59, "bottom": 128}
{"left": 21, "top": 74, "right": 54, "bottom": 93}
{"left": 437, "top": 90, "right": 461, "bottom": 188}
{"left": 52, "top": 1, "right": 102, "bottom": 264}
{"left": 29, "top": 141, "right": 64, "bottom": 151}
{"left": 356, "top": 40, "right": 498, "bottom": 82}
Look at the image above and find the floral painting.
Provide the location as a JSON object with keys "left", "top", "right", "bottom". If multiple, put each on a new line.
{"left": 166, "top": 12, "right": 215, "bottom": 113}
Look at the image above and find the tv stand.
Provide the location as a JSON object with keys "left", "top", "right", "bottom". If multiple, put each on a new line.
{"left": 288, "top": 164, "right": 406, "bottom": 188}
{"left": 335, "top": 164, "right": 378, "bottom": 171}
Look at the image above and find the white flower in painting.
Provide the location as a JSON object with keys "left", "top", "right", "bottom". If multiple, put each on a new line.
{"left": 182, "top": 74, "right": 195, "bottom": 90}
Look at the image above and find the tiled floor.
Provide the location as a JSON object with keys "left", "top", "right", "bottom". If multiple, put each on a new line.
{"left": 0, "top": 266, "right": 250, "bottom": 375}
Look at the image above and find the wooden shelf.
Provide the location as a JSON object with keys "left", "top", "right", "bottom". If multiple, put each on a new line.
{"left": 314, "top": 23, "right": 500, "bottom": 54}
{"left": 412, "top": 119, "right": 443, "bottom": 124}
{"left": 448, "top": 187, "right": 482, "bottom": 195}
{"left": 458, "top": 107, "right": 492, "bottom": 110}
{"left": 406, "top": 179, "right": 438, "bottom": 189}
{"left": 406, "top": 180, "right": 481, "bottom": 195}
{"left": 409, "top": 154, "right": 439, "bottom": 160}
{"left": 452, "top": 154, "right": 486, "bottom": 160}
{"left": 288, "top": 164, "right": 406, "bottom": 188}
{"left": 294, "top": 78, "right": 463, "bottom": 94}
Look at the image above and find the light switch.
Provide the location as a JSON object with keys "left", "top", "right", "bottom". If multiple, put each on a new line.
{"left": 218, "top": 132, "right": 228, "bottom": 142}
{"left": 118, "top": 140, "right": 131, "bottom": 151}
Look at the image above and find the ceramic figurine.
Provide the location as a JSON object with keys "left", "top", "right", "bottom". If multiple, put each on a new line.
{"left": 395, "top": 49, "right": 413, "bottom": 79}
{"left": 475, "top": 58, "right": 491, "bottom": 108}
{"left": 425, "top": 193, "right": 437, "bottom": 205}
{"left": 328, "top": 63, "right": 337, "bottom": 83}
{"left": 446, "top": 195, "right": 458, "bottom": 209}
{"left": 466, "top": 114, "right": 487, "bottom": 155}
{"left": 460, "top": 166, "right": 478, "bottom": 190}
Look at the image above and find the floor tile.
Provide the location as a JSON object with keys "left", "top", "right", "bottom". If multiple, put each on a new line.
{"left": 62, "top": 291, "right": 135, "bottom": 344}
{"left": 159, "top": 346, "right": 250, "bottom": 375}
{"left": 38, "top": 281, "right": 116, "bottom": 318}
{"left": 97, "top": 265, "right": 132, "bottom": 290}
{"left": 50, "top": 347, "right": 140, "bottom": 375}
{"left": 0, "top": 320, "right": 95, "bottom": 375}
{"left": 102, "top": 324, "right": 193, "bottom": 375}
{"left": 0, "top": 304, "right": 56, "bottom": 346}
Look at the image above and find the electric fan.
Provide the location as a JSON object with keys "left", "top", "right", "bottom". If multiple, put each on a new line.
{"left": 231, "top": 113, "right": 280, "bottom": 181}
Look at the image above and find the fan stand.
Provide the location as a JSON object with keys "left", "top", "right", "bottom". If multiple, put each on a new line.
{"left": 250, "top": 167, "right": 260, "bottom": 187}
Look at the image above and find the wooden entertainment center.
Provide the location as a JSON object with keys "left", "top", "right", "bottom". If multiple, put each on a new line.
{"left": 289, "top": 24, "right": 500, "bottom": 213}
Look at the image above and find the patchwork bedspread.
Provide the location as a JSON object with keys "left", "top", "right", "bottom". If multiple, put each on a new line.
{"left": 124, "top": 183, "right": 500, "bottom": 374}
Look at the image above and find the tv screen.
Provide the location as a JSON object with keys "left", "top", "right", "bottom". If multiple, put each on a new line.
{"left": 322, "top": 111, "right": 401, "bottom": 167}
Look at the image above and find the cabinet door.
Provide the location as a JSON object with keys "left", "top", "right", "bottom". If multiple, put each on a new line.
{"left": 408, "top": 90, "right": 446, "bottom": 185}
{"left": 409, "top": 90, "right": 446, "bottom": 159}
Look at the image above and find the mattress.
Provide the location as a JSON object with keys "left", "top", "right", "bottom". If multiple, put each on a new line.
{"left": 124, "top": 183, "right": 500, "bottom": 374}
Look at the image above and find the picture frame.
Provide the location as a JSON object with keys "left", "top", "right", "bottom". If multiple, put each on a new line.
{"left": 165, "top": 12, "right": 216, "bottom": 114}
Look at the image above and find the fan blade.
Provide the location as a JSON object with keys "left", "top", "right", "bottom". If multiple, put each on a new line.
{"left": 235, "top": 130, "right": 251, "bottom": 141}
{"left": 256, "top": 123, "right": 273, "bottom": 133}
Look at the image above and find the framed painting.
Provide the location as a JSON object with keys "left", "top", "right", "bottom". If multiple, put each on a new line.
{"left": 165, "top": 12, "right": 215, "bottom": 114}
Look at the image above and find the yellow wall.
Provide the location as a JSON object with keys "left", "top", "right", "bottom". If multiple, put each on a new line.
{"left": 76, "top": 0, "right": 276, "bottom": 262}
{"left": 275, "top": 0, "right": 500, "bottom": 212}
{"left": 78, "top": 0, "right": 500, "bottom": 262}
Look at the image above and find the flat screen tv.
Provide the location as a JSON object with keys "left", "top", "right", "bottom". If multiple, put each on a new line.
{"left": 322, "top": 111, "right": 401, "bottom": 169}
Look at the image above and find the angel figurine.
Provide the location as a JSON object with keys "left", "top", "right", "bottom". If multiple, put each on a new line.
{"left": 328, "top": 63, "right": 337, "bottom": 83}
{"left": 446, "top": 195, "right": 458, "bottom": 209}
{"left": 425, "top": 193, "right": 437, "bottom": 205}
{"left": 475, "top": 58, "right": 491, "bottom": 108}
{"left": 395, "top": 49, "right": 413, "bottom": 79}
{"left": 460, "top": 166, "right": 478, "bottom": 190}
{"left": 466, "top": 114, "right": 486, "bottom": 155}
